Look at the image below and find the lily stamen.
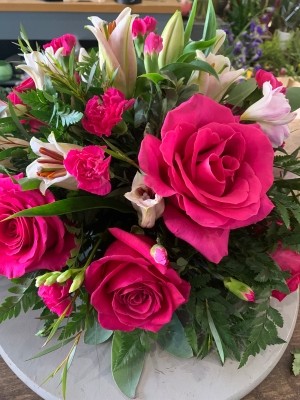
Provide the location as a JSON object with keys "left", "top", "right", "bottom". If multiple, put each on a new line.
{"left": 37, "top": 168, "right": 67, "bottom": 179}
{"left": 39, "top": 147, "right": 64, "bottom": 162}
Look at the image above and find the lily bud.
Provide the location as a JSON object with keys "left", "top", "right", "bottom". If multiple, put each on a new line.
{"left": 158, "top": 10, "right": 184, "bottom": 68}
{"left": 150, "top": 244, "right": 168, "bottom": 266}
{"left": 35, "top": 272, "right": 53, "bottom": 287}
{"left": 69, "top": 271, "right": 85, "bottom": 293}
{"left": 56, "top": 269, "right": 73, "bottom": 283}
{"left": 224, "top": 277, "right": 255, "bottom": 302}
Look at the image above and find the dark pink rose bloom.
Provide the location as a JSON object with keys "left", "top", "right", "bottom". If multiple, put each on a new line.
{"left": 144, "top": 33, "right": 163, "bottom": 55}
{"left": 132, "top": 18, "right": 147, "bottom": 38}
{"left": 143, "top": 16, "right": 157, "bottom": 33}
{"left": 7, "top": 77, "right": 36, "bottom": 105}
{"left": 82, "top": 88, "right": 135, "bottom": 137}
{"left": 0, "top": 174, "right": 75, "bottom": 279}
{"left": 43, "top": 33, "right": 77, "bottom": 56}
{"left": 255, "top": 69, "right": 286, "bottom": 94}
{"left": 271, "top": 244, "right": 300, "bottom": 301}
{"left": 85, "top": 228, "right": 190, "bottom": 332}
{"left": 38, "top": 280, "right": 73, "bottom": 316}
{"left": 64, "top": 145, "right": 111, "bottom": 196}
{"left": 138, "top": 94, "right": 274, "bottom": 263}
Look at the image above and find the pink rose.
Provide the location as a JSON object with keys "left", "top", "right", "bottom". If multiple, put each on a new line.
{"left": 7, "top": 77, "right": 36, "bottom": 105}
{"left": 255, "top": 69, "right": 286, "bottom": 94}
{"left": 82, "top": 88, "right": 135, "bottom": 137}
{"left": 85, "top": 228, "right": 190, "bottom": 332}
{"left": 0, "top": 174, "right": 75, "bottom": 279}
{"left": 138, "top": 94, "right": 274, "bottom": 263}
{"left": 271, "top": 244, "right": 300, "bottom": 301}
{"left": 43, "top": 34, "right": 77, "bottom": 56}
{"left": 38, "top": 280, "right": 73, "bottom": 316}
{"left": 64, "top": 145, "right": 111, "bottom": 196}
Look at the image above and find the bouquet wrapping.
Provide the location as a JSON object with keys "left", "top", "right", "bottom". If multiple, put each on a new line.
{"left": 1, "top": 1, "right": 300, "bottom": 398}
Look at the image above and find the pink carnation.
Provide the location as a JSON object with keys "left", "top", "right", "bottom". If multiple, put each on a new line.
{"left": 0, "top": 174, "right": 75, "bottom": 279}
{"left": 132, "top": 18, "right": 147, "bottom": 39}
{"left": 64, "top": 145, "right": 111, "bottom": 196}
{"left": 143, "top": 16, "right": 157, "bottom": 33}
{"left": 82, "top": 88, "right": 135, "bottom": 137}
{"left": 7, "top": 77, "right": 35, "bottom": 105}
{"left": 255, "top": 69, "right": 286, "bottom": 94}
{"left": 38, "top": 280, "right": 73, "bottom": 316}
{"left": 139, "top": 94, "right": 274, "bottom": 264}
{"left": 144, "top": 33, "right": 163, "bottom": 55}
{"left": 43, "top": 34, "right": 77, "bottom": 56}
{"left": 271, "top": 244, "right": 300, "bottom": 301}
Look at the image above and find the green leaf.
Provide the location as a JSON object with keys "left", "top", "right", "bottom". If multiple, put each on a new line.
{"left": 161, "top": 59, "right": 219, "bottom": 81}
{"left": 202, "top": 0, "right": 217, "bottom": 42}
{"left": 184, "top": 0, "right": 199, "bottom": 46}
{"left": 157, "top": 313, "right": 193, "bottom": 358}
{"left": 138, "top": 73, "right": 170, "bottom": 84}
{"left": 292, "top": 350, "right": 300, "bottom": 376}
{"left": 6, "top": 196, "right": 132, "bottom": 219}
{"left": 111, "top": 330, "right": 146, "bottom": 399}
{"left": 275, "top": 178, "right": 300, "bottom": 191}
{"left": 27, "top": 336, "right": 77, "bottom": 360}
{"left": 8, "top": 101, "right": 30, "bottom": 140}
{"left": 286, "top": 87, "right": 300, "bottom": 112}
{"left": 225, "top": 79, "right": 257, "bottom": 106}
{"left": 18, "top": 177, "right": 41, "bottom": 191}
{"left": 206, "top": 302, "right": 225, "bottom": 364}
{"left": 183, "top": 37, "right": 216, "bottom": 55}
{"left": 0, "top": 147, "right": 25, "bottom": 161}
{"left": 84, "top": 310, "right": 113, "bottom": 345}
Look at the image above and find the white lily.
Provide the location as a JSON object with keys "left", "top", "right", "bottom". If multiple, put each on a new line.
{"left": 241, "top": 81, "right": 296, "bottom": 147}
{"left": 17, "top": 48, "right": 64, "bottom": 90}
{"left": 86, "top": 8, "right": 137, "bottom": 97}
{"left": 124, "top": 172, "right": 165, "bottom": 228}
{"left": 188, "top": 50, "right": 244, "bottom": 102}
{"left": 26, "top": 132, "right": 82, "bottom": 194}
{"left": 0, "top": 99, "right": 7, "bottom": 118}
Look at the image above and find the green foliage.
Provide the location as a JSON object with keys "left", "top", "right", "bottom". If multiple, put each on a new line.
{"left": 84, "top": 309, "right": 113, "bottom": 345}
{"left": 292, "top": 349, "right": 300, "bottom": 376}
{"left": 111, "top": 330, "right": 147, "bottom": 398}
{"left": 0, "top": 277, "right": 43, "bottom": 323}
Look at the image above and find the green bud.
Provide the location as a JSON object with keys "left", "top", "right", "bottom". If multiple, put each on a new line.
{"left": 224, "top": 277, "right": 255, "bottom": 302}
{"left": 158, "top": 10, "right": 184, "bottom": 68}
{"left": 56, "top": 270, "right": 72, "bottom": 283}
{"left": 69, "top": 271, "right": 85, "bottom": 293}
{"left": 35, "top": 272, "right": 52, "bottom": 287}
{"left": 44, "top": 272, "right": 61, "bottom": 286}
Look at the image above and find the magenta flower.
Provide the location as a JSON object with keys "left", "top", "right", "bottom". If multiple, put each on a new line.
{"left": 43, "top": 33, "right": 77, "bottom": 56}
{"left": 255, "top": 69, "right": 286, "bottom": 94}
{"left": 138, "top": 94, "right": 274, "bottom": 263}
{"left": 132, "top": 18, "right": 147, "bottom": 39}
{"left": 38, "top": 280, "right": 73, "bottom": 316}
{"left": 82, "top": 88, "right": 135, "bottom": 137}
{"left": 144, "top": 32, "right": 163, "bottom": 55}
{"left": 0, "top": 174, "right": 75, "bottom": 279}
{"left": 143, "top": 16, "right": 157, "bottom": 33}
{"left": 85, "top": 228, "right": 190, "bottom": 332}
{"left": 64, "top": 145, "right": 111, "bottom": 196}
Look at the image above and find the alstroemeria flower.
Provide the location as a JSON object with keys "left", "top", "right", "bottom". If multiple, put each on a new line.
{"left": 17, "top": 48, "right": 64, "bottom": 90}
{"left": 26, "top": 133, "right": 82, "bottom": 194}
{"left": 188, "top": 50, "right": 244, "bottom": 102}
{"left": 241, "top": 81, "right": 296, "bottom": 147}
{"left": 86, "top": 8, "right": 137, "bottom": 97}
{"left": 124, "top": 172, "right": 165, "bottom": 228}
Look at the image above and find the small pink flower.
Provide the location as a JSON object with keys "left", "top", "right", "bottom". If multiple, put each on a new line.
{"left": 43, "top": 34, "right": 77, "bottom": 56}
{"left": 64, "top": 145, "right": 111, "bottom": 196}
{"left": 82, "top": 88, "right": 134, "bottom": 137}
{"left": 7, "top": 77, "right": 36, "bottom": 105}
{"left": 143, "top": 16, "right": 157, "bottom": 33}
{"left": 224, "top": 277, "right": 255, "bottom": 302}
{"left": 255, "top": 69, "right": 286, "bottom": 94}
{"left": 38, "top": 280, "right": 73, "bottom": 316}
{"left": 144, "top": 33, "right": 163, "bottom": 55}
{"left": 271, "top": 244, "right": 300, "bottom": 301}
{"left": 150, "top": 244, "right": 168, "bottom": 266}
{"left": 132, "top": 18, "right": 147, "bottom": 39}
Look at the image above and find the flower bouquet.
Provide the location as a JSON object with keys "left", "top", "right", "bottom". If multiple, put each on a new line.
{"left": 1, "top": 1, "right": 300, "bottom": 398}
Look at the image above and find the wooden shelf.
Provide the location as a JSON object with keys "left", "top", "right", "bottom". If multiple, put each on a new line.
{"left": 0, "top": 0, "right": 180, "bottom": 14}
